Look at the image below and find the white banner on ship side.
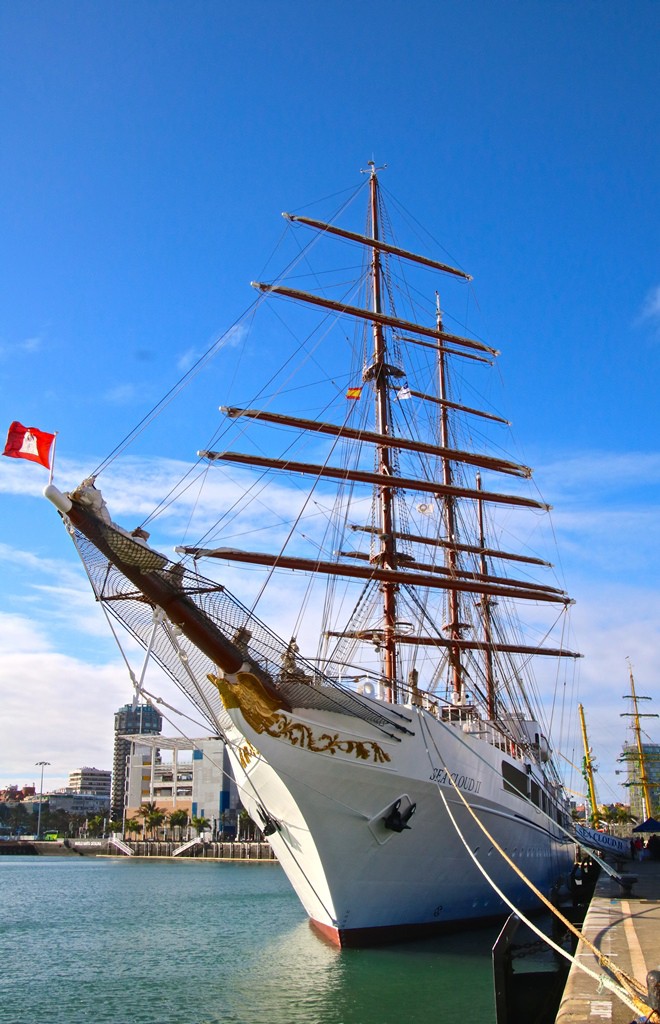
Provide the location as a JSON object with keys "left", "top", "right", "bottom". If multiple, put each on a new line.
{"left": 574, "top": 823, "right": 630, "bottom": 858}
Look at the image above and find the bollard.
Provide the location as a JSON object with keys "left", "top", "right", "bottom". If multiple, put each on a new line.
{"left": 648, "top": 969, "right": 660, "bottom": 1013}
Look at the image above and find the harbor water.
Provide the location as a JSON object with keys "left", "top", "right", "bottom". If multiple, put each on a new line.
{"left": 0, "top": 856, "right": 498, "bottom": 1024}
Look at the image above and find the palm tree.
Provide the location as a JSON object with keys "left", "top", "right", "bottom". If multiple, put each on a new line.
{"left": 191, "top": 815, "right": 209, "bottom": 837}
{"left": 69, "top": 814, "right": 86, "bottom": 838}
{"left": 169, "top": 809, "right": 188, "bottom": 840}
{"left": 47, "top": 808, "right": 72, "bottom": 837}
{"left": 139, "top": 800, "right": 164, "bottom": 839}
{"left": 124, "top": 817, "right": 142, "bottom": 839}
{"left": 87, "top": 814, "right": 105, "bottom": 837}
{"left": 10, "top": 803, "right": 29, "bottom": 836}
{"left": 148, "top": 809, "right": 166, "bottom": 837}
{"left": 238, "top": 808, "right": 254, "bottom": 841}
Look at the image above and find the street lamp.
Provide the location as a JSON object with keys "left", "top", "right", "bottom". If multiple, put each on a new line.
{"left": 35, "top": 761, "right": 50, "bottom": 839}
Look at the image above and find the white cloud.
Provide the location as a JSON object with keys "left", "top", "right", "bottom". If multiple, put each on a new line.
{"left": 0, "top": 611, "right": 126, "bottom": 789}
{"left": 177, "top": 347, "right": 200, "bottom": 372}
{"left": 0, "top": 540, "right": 113, "bottom": 645}
{"left": 0, "top": 609, "right": 210, "bottom": 791}
{"left": 537, "top": 449, "right": 660, "bottom": 498}
{"left": 217, "top": 323, "right": 248, "bottom": 349}
{"left": 0, "top": 540, "right": 81, "bottom": 584}
{"left": 0, "top": 335, "right": 43, "bottom": 360}
{"left": 634, "top": 284, "right": 660, "bottom": 338}
{"left": 21, "top": 336, "right": 42, "bottom": 353}
{"left": 177, "top": 323, "right": 249, "bottom": 374}
{"left": 0, "top": 611, "right": 53, "bottom": 654}
{"left": 103, "top": 382, "right": 142, "bottom": 405}
{"left": 0, "top": 458, "right": 52, "bottom": 497}
{"left": 639, "top": 284, "right": 660, "bottom": 327}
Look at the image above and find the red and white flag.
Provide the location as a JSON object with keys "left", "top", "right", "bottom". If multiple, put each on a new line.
{"left": 3, "top": 421, "right": 56, "bottom": 470}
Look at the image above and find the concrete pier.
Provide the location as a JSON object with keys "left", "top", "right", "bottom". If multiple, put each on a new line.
{"left": 556, "top": 858, "right": 660, "bottom": 1023}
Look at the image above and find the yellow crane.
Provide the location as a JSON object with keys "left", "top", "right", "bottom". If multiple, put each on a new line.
{"left": 578, "top": 702, "right": 599, "bottom": 825}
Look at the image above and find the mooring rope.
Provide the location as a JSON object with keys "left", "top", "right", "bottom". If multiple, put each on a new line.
{"left": 417, "top": 713, "right": 656, "bottom": 1021}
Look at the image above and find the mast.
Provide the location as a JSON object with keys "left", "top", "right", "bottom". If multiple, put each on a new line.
{"left": 578, "top": 702, "right": 599, "bottom": 826}
{"left": 366, "top": 163, "right": 398, "bottom": 703}
{"left": 436, "top": 295, "right": 463, "bottom": 703}
{"left": 621, "top": 661, "right": 658, "bottom": 821}
{"left": 196, "top": 168, "right": 582, "bottom": 710}
{"left": 476, "top": 473, "right": 496, "bottom": 718}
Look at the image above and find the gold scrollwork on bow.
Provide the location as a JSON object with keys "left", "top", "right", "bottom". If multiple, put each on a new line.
{"left": 237, "top": 740, "right": 259, "bottom": 770}
{"left": 210, "top": 670, "right": 390, "bottom": 765}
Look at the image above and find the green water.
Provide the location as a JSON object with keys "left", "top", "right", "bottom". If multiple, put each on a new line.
{"left": 0, "top": 857, "right": 498, "bottom": 1024}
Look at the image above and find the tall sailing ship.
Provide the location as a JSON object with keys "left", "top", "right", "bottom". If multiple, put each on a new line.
{"left": 45, "top": 164, "right": 578, "bottom": 946}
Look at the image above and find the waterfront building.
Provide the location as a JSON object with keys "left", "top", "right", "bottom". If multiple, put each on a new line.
{"left": 111, "top": 703, "right": 162, "bottom": 819}
{"left": 123, "top": 735, "right": 237, "bottom": 834}
{"left": 19, "top": 790, "right": 110, "bottom": 816}
{"left": 68, "top": 767, "right": 111, "bottom": 797}
{"left": 42, "top": 791, "right": 111, "bottom": 815}
{"left": 0, "top": 784, "right": 36, "bottom": 803}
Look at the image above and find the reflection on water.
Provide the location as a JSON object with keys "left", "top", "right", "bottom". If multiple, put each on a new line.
{"left": 247, "top": 919, "right": 500, "bottom": 1024}
{"left": 0, "top": 857, "right": 497, "bottom": 1024}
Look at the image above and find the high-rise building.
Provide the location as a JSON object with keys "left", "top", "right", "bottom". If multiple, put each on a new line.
{"left": 111, "top": 703, "right": 162, "bottom": 819}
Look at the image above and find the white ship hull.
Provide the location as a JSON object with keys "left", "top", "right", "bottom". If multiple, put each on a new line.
{"left": 218, "top": 678, "right": 573, "bottom": 947}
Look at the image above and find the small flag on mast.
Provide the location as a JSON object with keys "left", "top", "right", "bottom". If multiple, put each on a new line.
{"left": 396, "top": 384, "right": 412, "bottom": 400}
{"left": 346, "top": 387, "right": 362, "bottom": 400}
{"left": 3, "top": 421, "right": 56, "bottom": 470}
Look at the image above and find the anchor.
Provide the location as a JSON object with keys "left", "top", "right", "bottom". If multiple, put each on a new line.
{"left": 383, "top": 797, "right": 416, "bottom": 833}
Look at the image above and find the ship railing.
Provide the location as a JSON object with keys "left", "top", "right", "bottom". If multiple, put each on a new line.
{"left": 440, "top": 704, "right": 478, "bottom": 724}
{"left": 410, "top": 688, "right": 528, "bottom": 763}
{"left": 465, "top": 722, "right": 527, "bottom": 762}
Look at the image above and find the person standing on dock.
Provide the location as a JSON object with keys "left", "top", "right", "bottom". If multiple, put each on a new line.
{"left": 569, "top": 861, "right": 584, "bottom": 907}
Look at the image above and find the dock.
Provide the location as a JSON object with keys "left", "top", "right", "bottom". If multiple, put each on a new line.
{"left": 556, "top": 857, "right": 660, "bottom": 1023}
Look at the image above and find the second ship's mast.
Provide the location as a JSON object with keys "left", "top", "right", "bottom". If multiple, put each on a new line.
{"left": 436, "top": 295, "right": 465, "bottom": 706}
{"left": 621, "top": 661, "right": 658, "bottom": 821}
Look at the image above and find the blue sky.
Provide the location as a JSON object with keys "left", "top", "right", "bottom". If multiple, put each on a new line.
{"left": 1, "top": 1, "right": 659, "bottom": 806}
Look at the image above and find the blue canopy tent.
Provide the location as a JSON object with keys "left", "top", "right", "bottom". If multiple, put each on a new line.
{"left": 632, "top": 817, "right": 660, "bottom": 832}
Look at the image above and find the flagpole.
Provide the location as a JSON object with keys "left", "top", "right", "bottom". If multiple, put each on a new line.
{"left": 48, "top": 433, "right": 58, "bottom": 485}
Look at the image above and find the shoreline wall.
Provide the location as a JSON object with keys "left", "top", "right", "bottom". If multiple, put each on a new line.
{"left": 0, "top": 838, "right": 277, "bottom": 860}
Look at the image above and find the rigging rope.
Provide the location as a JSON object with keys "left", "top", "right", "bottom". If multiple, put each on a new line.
{"left": 105, "top": 610, "right": 342, "bottom": 927}
{"left": 417, "top": 712, "right": 656, "bottom": 1020}
{"left": 89, "top": 179, "right": 367, "bottom": 489}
